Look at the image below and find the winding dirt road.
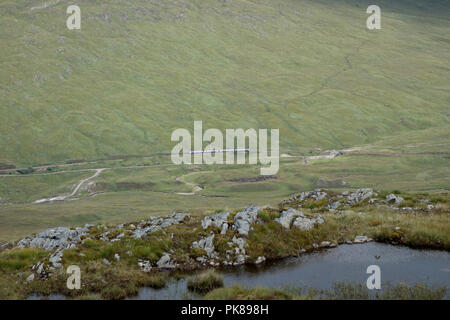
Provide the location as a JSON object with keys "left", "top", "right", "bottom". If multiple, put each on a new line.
{"left": 34, "top": 168, "right": 106, "bottom": 204}
{"left": 175, "top": 173, "right": 203, "bottom": 196}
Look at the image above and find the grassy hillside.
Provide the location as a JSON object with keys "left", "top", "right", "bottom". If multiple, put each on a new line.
{"left": 0, "top": 0, "right": 449, "bottom": 166}
{"left": 0, "top": 0, "right": 448, "bottom": 241}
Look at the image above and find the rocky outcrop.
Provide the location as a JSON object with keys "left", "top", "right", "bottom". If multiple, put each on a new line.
{"left": 232, "top": 205, "right": 261, "bottom": 236}
{"left": 138, "top": 259, "right": 152, "bottom": 272}
{"left": 16, "top": 226, "right": 91, "bottom": 251}
{"left": 275, "top": 208, "right": 303, "bottom": 229}
{"left": 202, "top": 211, "right": 229, "bottom": 230}
{"left": 132, "top": 212, "right": 189, "bottom": 239}
{"left": 328, "top": 201, "right": 341, "bottom": 211}
{"left": 275, "top": 208, "right": 324, "bottom": 231}
{"left": 98, "top": 213, "right": 189, "bottom": 242}
{"left": 346, "top": 189, "right": 375, "bottom": 205}
{"left": 156, "top": 253, "right": 177, "bottom": 269}
{"left": 287, "top": 191, "right": 312, "bottom": 203}
{"left": 48, "top": 250, "right": 64, "bottom": 269}
{"left": 220, "top": 223, "right": 228, "bottom": 235}
{"left": 292, "top": 215, "right": 324, "bottom": 231}
{"left": 386, "top": 194, "right": 404, "bottom": 205}
{"left": 31, "top": 261, "right": 52, "bottom": 279}
{"left": 310, "top": 190, "right": 327, "bottom": 201}
{"left": 275, "top": 188, "right": 438, "bottom": 217}
{"left": 192, "top": 232, "right": 216, "bottom": 258}
{"left": 282, "top": 189, "right": 328, "bottom": 204}
{"left": 224, "top": 236, "right": 248, "bottom": 266}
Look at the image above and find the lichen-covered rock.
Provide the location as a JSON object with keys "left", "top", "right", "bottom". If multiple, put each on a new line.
{"left": 132, "top": 225, "right": 161, "bottom": 239}
{"left": 16, "top": 226, "right": 90, "bottom": 251}
{"left": 353, "top": 235, "right": 372, "bottom": 244}
{"left": 310, "top": 189, "right": 327, "bottom": 201}
{"left": 192, "top": 233, "right": 215, "bottom": 257}
{"left": 132, "top": 212, "right": 189, "bottom": 239}
{"left": 292, "top": 215, "right": 324, "bottom": 231}
{"left": 284, "top": 189, "right": 329, "bottom": 205}
{"left": 220, "top": 223, "right": 228, "bottom": 235}
{"left": 293, "top": 191, "right": 311, "bottom": 202}
{"left": 202, "top": 211, "right": 229, "bottom": 230}
{"left": 233, "top": 206, "right": 261, "bottom": 236}
{"left": 225, "top": 236, "right": 248, "bottom": 265}
{"left": 49, "top": 250, "right": 63, "bottom": 269}
{"left": 156, "top": 254, "right": 176, "bottom": 269}
{"left": 138, "top": 259, "right": 152, "bottom": 272}
{"left": 230, "top": 236, "right": 246, "bottom": 254}
{"left": 386, "top": 194, "right": 404, "bottom": 204}
{"left": 328, "top": 201, "right": 341, "bottom": 210}
{"left": 275, "top": 208, "right": 304, "bottom": 229}
{"left": 346, "top": 189, "right": 374, "bottom": 205}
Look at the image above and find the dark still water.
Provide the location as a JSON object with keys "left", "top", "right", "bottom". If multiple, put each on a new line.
{"left": 131, "top": 243, "right": 450, "bottom": 300}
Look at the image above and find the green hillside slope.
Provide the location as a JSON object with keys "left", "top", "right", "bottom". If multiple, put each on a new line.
{"left": 0, "top": 0, "right": 449, "bottom": 167}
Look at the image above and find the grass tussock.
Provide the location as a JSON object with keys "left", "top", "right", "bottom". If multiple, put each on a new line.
{"left": 205, "top": 285, "right": 297, "bottom": 300}
{"left": 187, "top": 270, "right": 224, "bottom": 295}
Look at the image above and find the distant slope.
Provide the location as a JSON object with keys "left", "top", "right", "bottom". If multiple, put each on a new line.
{"left": 0, "top": 0, "right": 449, "bottom": 166}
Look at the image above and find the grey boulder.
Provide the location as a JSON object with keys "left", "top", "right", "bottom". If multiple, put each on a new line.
{"left": 386, "top": 194, "right": 404, "bottom": 204}
{"left": 346, "top": 189, "right": 374, "bottom": 205}
{"left": 202, "top": 211, "right": 230, "bottom": 230}
{"left": 233, "top": 206, "right": 261, "bottom": 236}
{"left": 293, "top": 215, "right": 324, "bottom": 231}
{"left": 275, "top": 208, "right": 304, "bottom": 229}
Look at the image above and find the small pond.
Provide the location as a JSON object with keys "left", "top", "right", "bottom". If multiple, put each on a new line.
{"left": 130, "top": 242, "right": 450, "bottom": 299}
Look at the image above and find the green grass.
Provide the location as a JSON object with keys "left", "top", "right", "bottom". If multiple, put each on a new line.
{"left": 0, "top": 0, "right": 449, "bottom": 167}
{"left": 0, "top": 153, "right": 448, "bottom": 241}
{"left": 0, "top": 0, "right": 448, "bottom": 300}
{"left": 0, "top": 0, "right": 448, "bottom": 242}
{"left": 0, "top": 248, "right": 48, "bottom": 272}
{"left": 187, "top": 270, "right": 224, "bottom": 295}
{"left": 205, "top": 285, "right": 296, "bottom": 300}
{"left": 205, "top": 283, "right": 447, "bottom": 300}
